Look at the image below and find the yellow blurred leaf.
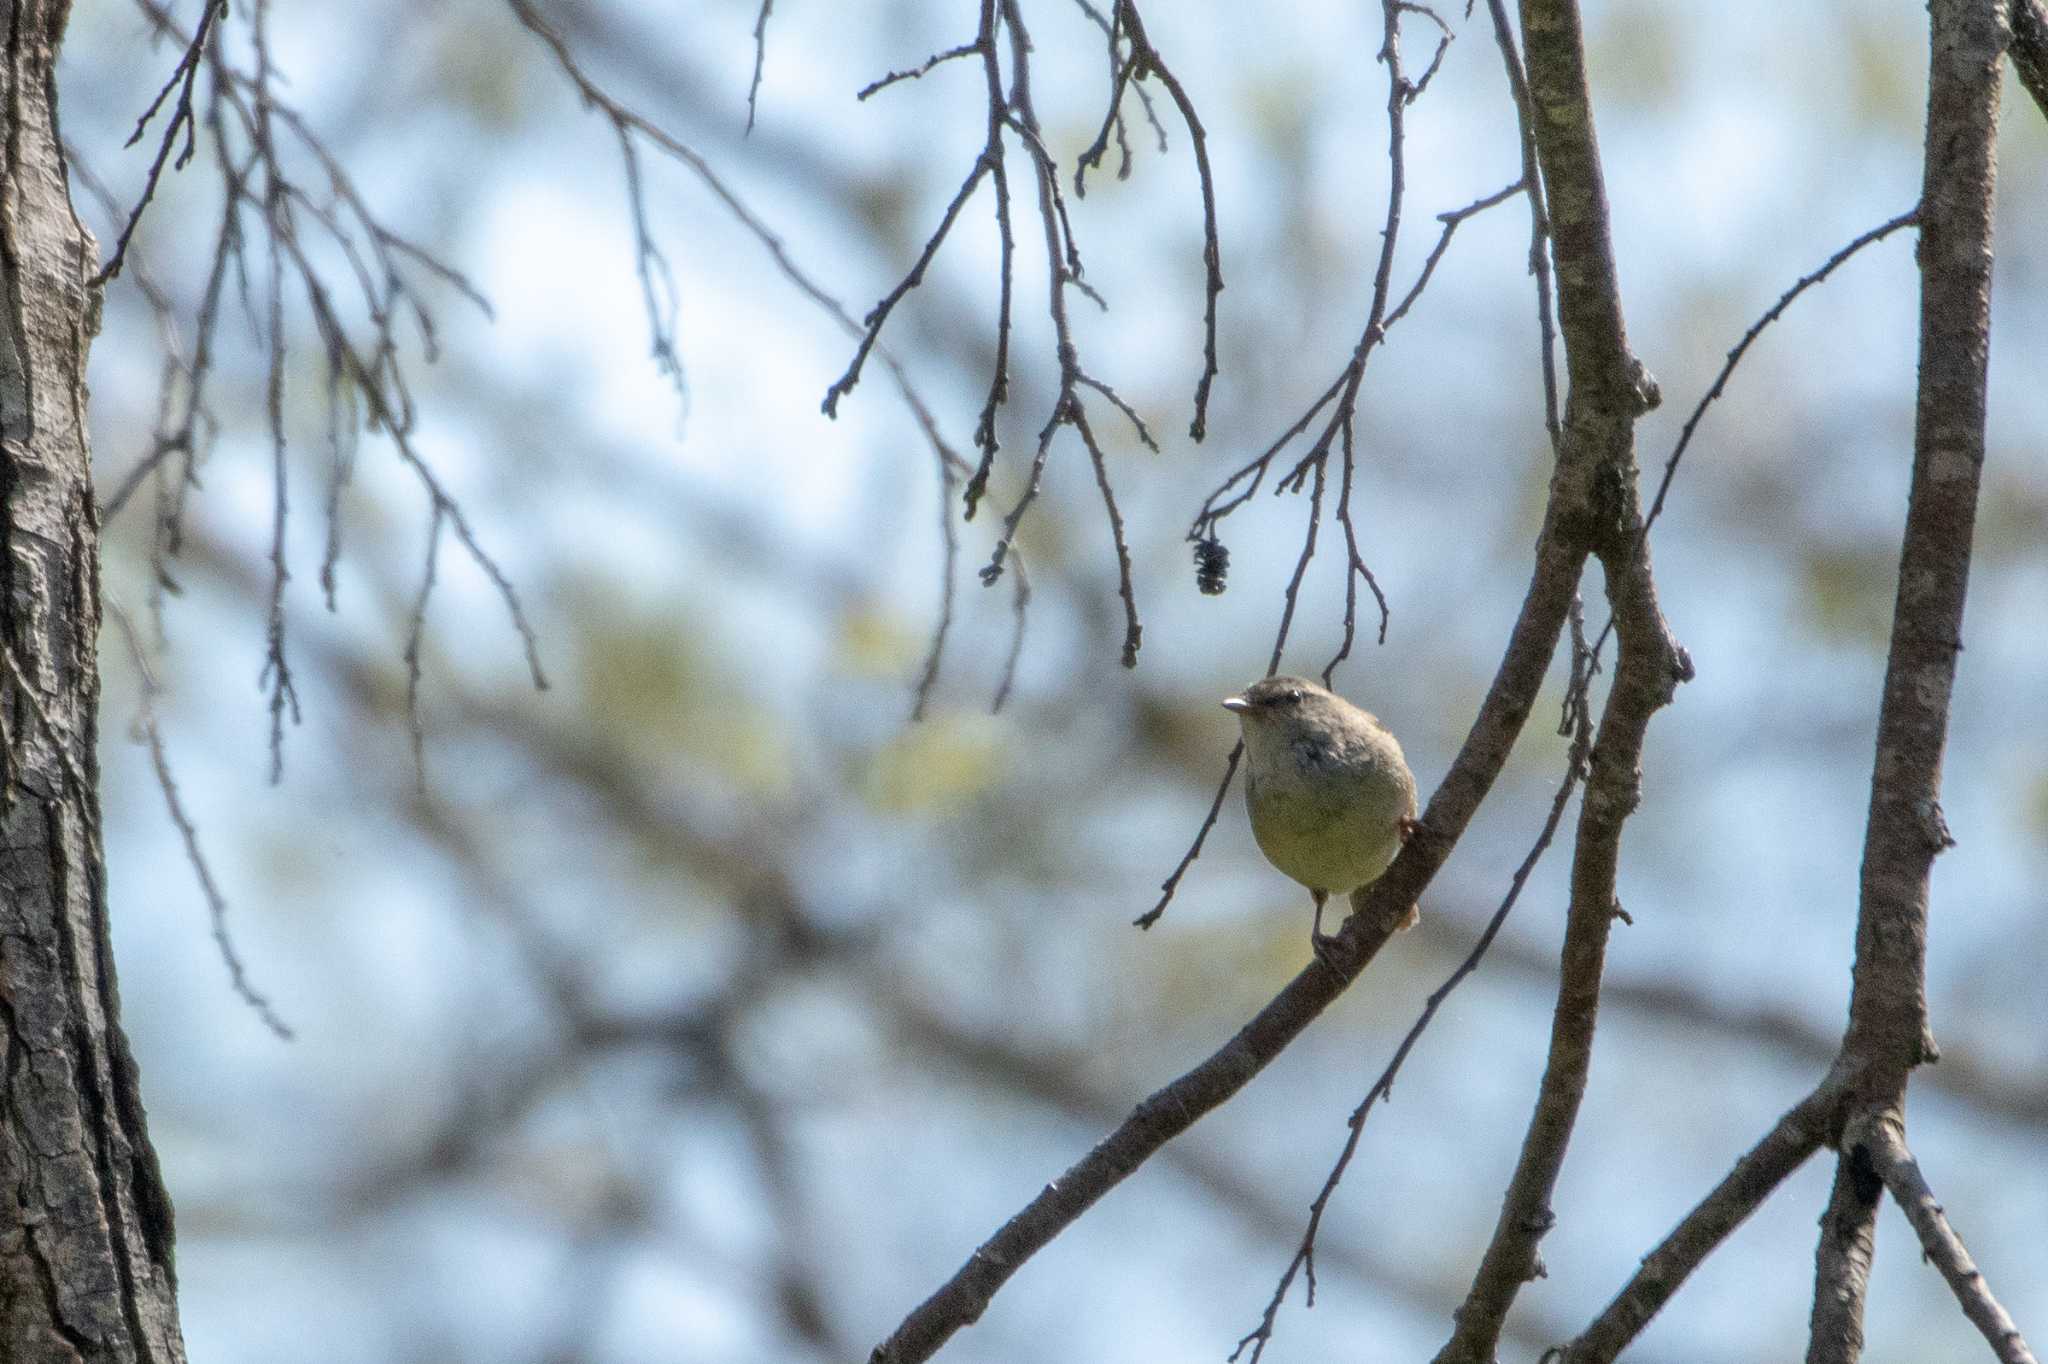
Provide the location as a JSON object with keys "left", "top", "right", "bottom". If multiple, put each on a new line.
{"left": 864, "top": 715, "right": 1004, "bottom": 813}
{"left": 566, "top": 591, "right": 792, "bottom": 797}
{"left": 835, "top": 603, "right": 923, "bottom": 677}
{"left": 1798, "top": 543, "right": 1894, "bottom": 646}
{"left": 2027, "top": 764, "right": 2048, "bottom": 848}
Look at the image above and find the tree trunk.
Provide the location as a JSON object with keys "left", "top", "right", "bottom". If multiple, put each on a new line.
{"left": 0, "top": 1, "right": 187, "bottom": 1359}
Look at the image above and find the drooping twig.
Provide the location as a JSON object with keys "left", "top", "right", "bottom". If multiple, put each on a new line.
{"left": 254, "top": 10, "right": 300, "bottom": 783}
{"left": 502, "top": 0, "right": 970, "bottom": 708}
{"left": 1074, "top": 1, "right": 1224, "bottom": 438}
{"left": 989, "top": 552, "right": 1031, "bottom": 713}
{"left": 962, "top": 3, "right": 1155, "bottom": 674}
{"left": 1264, "top": 453, "right": 1328, "bottom": 679}
{"left": 107, "top": 605, "right": 294, "bottom": 1040}
{"left": 103, "top": 0, "right": 547, "bottom": 739}
{"left": 402, "top": 505, "right": 446, "bottom": 792}
{"left": 92, "top": 0, "right": 227, "bottom": 286}
{"left": 1320, "top": 410, "right": 1392, "bottom": 681}
{"left": 616, "top": 128, "right": 685, "bottom": 398}
{"left": 910, "top": 443, "right": 963, "bottom": 722}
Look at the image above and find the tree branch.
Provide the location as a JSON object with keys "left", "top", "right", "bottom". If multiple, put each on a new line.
{"left": 866, "top": 893, "right": 1422, "bottom": 1364}
{"left": 1806, "top": 1, "right": 2007, "bottom": 1359}
{"left": 2010, "top": 0, "right": 2048, "bottom": 119}
{"left": 1559, "top": 1072, "right": 1847, "bottom": 1363}
{"left": 1431, "top": 0, "right": 1686, "bottom": 1350}
{"left": 1852, "top": 1114, "right": 2039, "bottom": 1364}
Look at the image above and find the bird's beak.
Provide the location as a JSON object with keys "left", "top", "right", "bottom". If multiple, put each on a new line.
{"left": 1221, "top": 695, "right": 1250, "bottom": 714}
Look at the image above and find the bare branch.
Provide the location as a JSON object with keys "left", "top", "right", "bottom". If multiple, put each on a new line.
{"left": 874, "top": 134, "right": 1636, "bottom": 1338}
{"left": 1431, "top": 0, "right": 1690, "bottom": 1350}
{"left": 105, "top": 0, "right": 549, "bottom": 722}
{"left": 1559, "top": 1076, "right": 1845, "bottom": 1363}
{"left": 867, "top": 893, "right": 1424, "bottom": 1364}
{"left": 1806, "top": 0, "right": 2004, "bottom": 1356}
{"left": 1577, "top": 205, "right": 1920, "bottom": 713}
{"left": 501, "top": 0, "right": 974, "bottom": 708}
{"left": 1165, "top": 0, "right": 1490, "bottom": 924}
{"left": 1853, "top": 1114, "right": 2040, "bottom": 1364}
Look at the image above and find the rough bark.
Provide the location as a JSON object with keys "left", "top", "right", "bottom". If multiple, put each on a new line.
{"left": 0, "top": 1, "right": 187, "bottom": 1359}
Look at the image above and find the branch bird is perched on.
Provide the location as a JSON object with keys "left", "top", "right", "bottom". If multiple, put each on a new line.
{"left": 1224, "top": 675, "right": 1419, "bottom": 957}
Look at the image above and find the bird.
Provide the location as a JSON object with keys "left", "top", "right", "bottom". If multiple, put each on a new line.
{"left": 1223, "top": 675, "right": 1419, "bottom": 956}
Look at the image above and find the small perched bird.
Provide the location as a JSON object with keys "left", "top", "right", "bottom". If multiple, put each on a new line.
{"left": 1224, "top": 675, "right": 1418, "bottom": 955}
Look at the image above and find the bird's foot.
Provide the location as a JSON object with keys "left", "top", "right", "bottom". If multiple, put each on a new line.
{"left": 1309, "top": 891, "right": 1342, "bottom": 969}
{"left": 1397, "top": 815, "right": 1421, "bottom": 843}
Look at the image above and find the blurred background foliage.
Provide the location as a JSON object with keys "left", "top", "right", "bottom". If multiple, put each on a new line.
{"left": 61, "top": 0, "right": 2047, "bottom": 1361}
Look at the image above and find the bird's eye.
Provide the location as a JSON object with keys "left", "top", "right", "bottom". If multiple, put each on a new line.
{"left": 1282, "top": 688, "right": 1303, "bottom": 705}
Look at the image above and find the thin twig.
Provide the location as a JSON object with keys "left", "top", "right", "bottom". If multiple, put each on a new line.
{"left": 990, "top": 552, "right": 1031, "bottom": 713}
{"left": 402, "top": 505, "right": 446, "bottom": 792}
{"left": 1576, "top": 206, "right": 1920, "bottom": 706}
{"left": 1641, "top": 208, "right": 1919, "bottom": 538}
{"left": 910, "top": 443, "right": 962, "bottom": 722}
{"left": 876, "top": 205, "right": 1602, "bottom": 1347}
{"left": 1132, "top": 741, "right": 1242, "bottom": 929}
{"left": 92, "top": 0, "right": 227, "bottom": 286}
{"left": 745, "top": 0, "right": 774, "bottom": 132}
{"left": 1481, "top": 0, "right": 1560, "bottom": 447}
{"left": 107, "top": 605, "right": 294, "bottom": 1040}
{"left": 857, "top": 42, "right": 981, "bottom": 101}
